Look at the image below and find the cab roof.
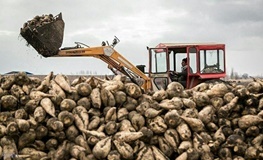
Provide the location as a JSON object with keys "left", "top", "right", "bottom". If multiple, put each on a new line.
{"left": 155, "top": 43, "right": 225, "bottom": 48}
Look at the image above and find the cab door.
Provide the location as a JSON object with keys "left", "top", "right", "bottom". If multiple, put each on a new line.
{"left": 148, "top": 48, "right": 170, "bottom": 91}
{"left": 186, "top": 47, "right": 199, "bottom": 88}
{"left": 172, "top": 47, "right": 198, "bottom": 89}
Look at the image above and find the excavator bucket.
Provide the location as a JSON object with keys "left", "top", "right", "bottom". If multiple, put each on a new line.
{"left": 20, "top": 13, "right": 64, "bottom": 57}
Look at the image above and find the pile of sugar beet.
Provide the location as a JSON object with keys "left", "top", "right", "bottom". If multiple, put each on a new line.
{"left": 0, "top": 72, "right": 263, "bottom": 160}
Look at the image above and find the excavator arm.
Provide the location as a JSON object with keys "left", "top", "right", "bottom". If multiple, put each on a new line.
{"left": 19, "top": 12, "right": 152, "bottom": 91}
{"left": 54, "top": 45, "right": 152, "bottom": 91}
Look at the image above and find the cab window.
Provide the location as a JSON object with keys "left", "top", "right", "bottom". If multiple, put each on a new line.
{"left": 151, "top": 50, "right": 167, "bottom": 73}
{"left": 200, "top": 49, "right": 225, "bottom": 73}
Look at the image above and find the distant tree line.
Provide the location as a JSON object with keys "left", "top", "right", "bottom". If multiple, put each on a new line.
{"left": 227, "top": 68, "right": 262, "bottom": 80}
{"left": 71, "top": 70, "right": 98, "bottom": 75}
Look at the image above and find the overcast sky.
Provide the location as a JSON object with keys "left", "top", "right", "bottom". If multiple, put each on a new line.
{"left": 1, "top": 0, "right": 263, "bottom": 76}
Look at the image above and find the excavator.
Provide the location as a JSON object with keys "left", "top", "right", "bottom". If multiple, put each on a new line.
{"left": 20, "top": 13, "right": 226, "bottom": 92}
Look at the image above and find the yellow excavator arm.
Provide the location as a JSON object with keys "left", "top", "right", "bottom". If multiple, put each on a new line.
{"left": 55, "top": 45, "right": 152, "bottom": 91}
{"left": 19, "top": 13, "right": 152, "bottom": 91}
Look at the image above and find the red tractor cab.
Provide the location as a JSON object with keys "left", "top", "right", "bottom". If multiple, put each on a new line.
{"left": 147, "top": 43, "right": 226, "bottom": 90}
